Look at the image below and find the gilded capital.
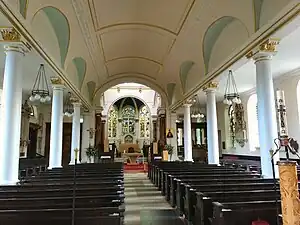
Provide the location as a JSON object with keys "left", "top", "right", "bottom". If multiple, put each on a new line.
{"left": 70, "top": 96, "right": 81, "bottom": 105}
{"left": 50, "top": 77, "right": 64, "bottom": 85}
{"left": 0, "top": 27, "right": 21, "bottom": 42}
{"left": 202, "top": 81, "right": 219, "bottom": 91}
{"left": 246, "top": 38, "right": 280, "bottom": 59}
{"left": 259, "top": 38, "right": 280, "bottom": 52}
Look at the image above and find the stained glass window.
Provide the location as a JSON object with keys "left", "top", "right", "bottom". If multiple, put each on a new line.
{"left": 139, "top": 106, "right": 150, "bottom": 138}
{"left": 121, "top": 106, "right": 135, "bottom": 135}
{"left": 108, "top": 107, "right": 118, "bottom": 138}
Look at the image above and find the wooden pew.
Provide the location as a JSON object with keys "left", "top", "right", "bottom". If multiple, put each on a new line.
{"left": 1, "top": 162, "right": 125, "bottom": 225}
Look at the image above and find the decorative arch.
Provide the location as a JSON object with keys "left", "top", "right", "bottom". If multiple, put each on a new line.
{"left": 19, "top": 0, "right": 28, "bottom": 18}
{"left": 93, "top": 75, "right": 168, "bottom": 107}
{"left": 179, "top": 61, "right": 194, "bottom": 93}
{"left": 32, "top": 6, "right": 70, "bottom": 68}
{"left": 247, "top": 94, "right": 259, "bottom": 151}
{"left": 203, "top": 16, "right": 249, "bottom": 73}
{"left": 87, "top": 81, "right": 96, "bottom": 102}
{"left": 166, "top": 83, "right": 176, "bottom": 106}
{"left": 72, "top": 57, "right": 87, "bottom": 89}
{"left": 253, "top": 0, "right": 264, "bottom": 31}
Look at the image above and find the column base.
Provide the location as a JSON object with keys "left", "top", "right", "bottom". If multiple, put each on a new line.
{"left": 0, "top": 179, "right": 20, "bottom": 186}
{"left": 48, "top": 166, "right": 62, "bottom": 170}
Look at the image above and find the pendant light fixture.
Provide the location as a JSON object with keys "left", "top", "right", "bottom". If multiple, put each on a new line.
{"left": 29, "top": 64, "right": 51, "bottom": 103}
{"left": 223, "top": 70, "right": 241, "bottom": 105}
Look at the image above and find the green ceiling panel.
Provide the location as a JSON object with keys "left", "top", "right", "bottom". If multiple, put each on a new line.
{"left": 253, "top": 0, "right": 264, "bottom": 31}
{"left": 42, "top": 7, "right": 70, "bottom": 68}
{"left": 179, "top": 61, "right": 194, "bottom": 93}
{"left": 19, "top": 0, "right": 27, "bottom": 18}
{"left": 203, "top": 16, "right": 235, "bottom": 73}
{"left": 166, "top": 83, "right": 176, "bottom": 105}
{"left": 72, "top": 57, "right": 87, "bottom": 89}
{"left": 87, "top": 81, "right": 96, "bottom": 102}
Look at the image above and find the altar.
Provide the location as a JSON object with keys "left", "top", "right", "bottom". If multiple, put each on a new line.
{"left": 119, "top": 143, "right": 143, "bottom": 163}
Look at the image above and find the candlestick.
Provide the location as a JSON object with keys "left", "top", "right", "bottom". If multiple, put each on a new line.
{"left": 276, "top": 90, "right": 289, "bottom": 140}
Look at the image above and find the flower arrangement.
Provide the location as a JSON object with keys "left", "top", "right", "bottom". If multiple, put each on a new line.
{"left": 86, "top": 145, "right": 97, "bottom": 157}
{"left": 164, "top": 144, "right": 174, "bottom": 154}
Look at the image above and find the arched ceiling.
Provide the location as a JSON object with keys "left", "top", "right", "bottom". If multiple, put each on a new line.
{"left": 0, "top": 0, "right": 297, "bottom": 109}
{"left": 88, "top": 0, "right": 195, "bottom": 82}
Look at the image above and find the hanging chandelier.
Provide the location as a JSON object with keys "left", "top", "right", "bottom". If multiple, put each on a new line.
{"left": 223, "top": 70, "right": 241, "bottom": 105}
{"left": 64, "top": 92, "right": 74, "bottom": 117}
{"left": 29, "top": 64, "right": 51, "bottom": 103}
{"left": 190, "top": 95, "right": 205, "bottom": 120}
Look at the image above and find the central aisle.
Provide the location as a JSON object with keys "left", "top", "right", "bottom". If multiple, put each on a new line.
{"left": 124, "top": 172, "right": 186, "bottom": 225}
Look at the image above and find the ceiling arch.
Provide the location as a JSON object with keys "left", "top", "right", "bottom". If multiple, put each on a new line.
{"left": 166, "top": 83, "right": 176, "bottom": 105}
{"left": 18, "top": 0, "right": 28, "bottom": 18}
{"left": 72, "top": 57, "right": 87, "bottom": 89}
{"left": 93, "top": 75, "right": 168, "bottom": 106}
{"left": 87, "top": 81, "right": 96, "bottom": 102}
{"left": 32, "top": 6, "right": 70, "bottom": 68}
{"left": 202, "top": 16, "right": 249, "bottom": 73}
{"left": 179, "top": 60, "right": 195, "bottom": 93}
{"left": 106, "top": 57, "right": 161, "bottom": 79}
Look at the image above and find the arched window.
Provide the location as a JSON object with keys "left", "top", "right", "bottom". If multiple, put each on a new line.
{"left": 108, "top": 107, "right": 118, "bottom": 138}
{"left": 121, "top": 106, "right": 135, "bottom": 135}
{"left": 247, "top": 94, "right": 259, "bottom": 151}
{"left": 139, "top": 105, "right": 150, "bottom": 138}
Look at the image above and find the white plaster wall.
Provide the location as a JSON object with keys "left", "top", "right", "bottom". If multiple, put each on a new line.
{"left": 218, "top": 70, "right": 300, "bottom": 159}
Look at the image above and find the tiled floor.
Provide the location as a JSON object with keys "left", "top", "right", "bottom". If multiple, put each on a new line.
{"left": 124, "top": 172, "right": 185, "bottom": 225}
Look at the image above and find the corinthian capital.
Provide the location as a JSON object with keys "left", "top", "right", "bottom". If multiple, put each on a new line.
{"left": 0, "top": 27, "right": 21, "bottom": 42}
{"left": 202, "top": 81, "right": 219, "bottom": 92}
{"left": 246, "top": 38, "right": 280, "bottom": 60}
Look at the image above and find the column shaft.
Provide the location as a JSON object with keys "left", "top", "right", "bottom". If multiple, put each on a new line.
{"left": 184, "top": 104, "right": 193, "bottom": 161}
{"left": 255, "top": 54, "right": 279, "bottom": 177}
{"left": 81, "top": 113, "right": 90, "bottom": 163}
{"left": 206, "top": 90, "right": 219, "bottom": 164}
{"left": 169, "top": 112, "right": 178, "bottom": 161}
{"left": 0, "top": 45, "right": 24, "bottom": 185}
{"left": 70, "top": 103, "right": 81, "bottom": 164}
{"left": 48, "top": 85, "right": 64, "bottom": 169}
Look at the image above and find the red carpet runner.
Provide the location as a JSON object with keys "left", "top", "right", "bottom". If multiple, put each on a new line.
{"left": 124, "top": 163, "right": 148, "bottom": 173}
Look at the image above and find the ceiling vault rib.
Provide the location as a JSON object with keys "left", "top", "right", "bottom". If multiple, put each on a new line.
{"left": 109, "top": 72, "right": 156, "bottom": 81}
{"left": 95, "top": 32, "right": 109, "bottom": 76}
{"left": 175, "top": 0, "right": 196, "bottom": 35}
{"left": 105, "top": 56, "right": 162, "bottom": 66}
{"left": 98, "top": 23, "right": 177, "bottom": 36}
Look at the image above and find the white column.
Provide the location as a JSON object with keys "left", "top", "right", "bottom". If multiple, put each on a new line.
{"left": 254, "top": 51, "right": 279, "bottom": 178}
{"left": 81, "top": 112, "right": 91, "bottom": 163}
{"left": 168, "top": 112, "right": 178, "bottom": 161}
{"left": 196, "top": 118, "right": 201, "bottom": 145}
{"left": 20, "top": 102, "right": 30, "bottom": 158}
{"left": 0, "top": 45, "right": 25, "bottom": 185}
{"left": 204, "top": 83, "right": 219, "bottom": 164}
{"left": 90, "top": 110, "right": 95, "bottom": 145}
{"left": 183, "top": 104, "right": 193, "bottom": 161}
{"left": 70, "top": 102, "right": 81, "bottom": 164}
{"left": 48, "top": 83, "right": 64, "bottom": 169}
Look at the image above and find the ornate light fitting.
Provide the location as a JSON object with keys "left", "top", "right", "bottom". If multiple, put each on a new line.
{"left": 29, "top": 64, "right": 51, "bottom": 103}
{"left": 223, "top": 70, "right": 241, "bottom": 105}
{"left": 64, "top": 92, "right": 74, "bottom": 117}
{"left": 190, "top": 95, "right": 205, "bottom": 120}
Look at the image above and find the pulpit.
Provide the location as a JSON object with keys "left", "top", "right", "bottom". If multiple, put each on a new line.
{"left": 119, "top": 143, "right": 142, "bottom": 163}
